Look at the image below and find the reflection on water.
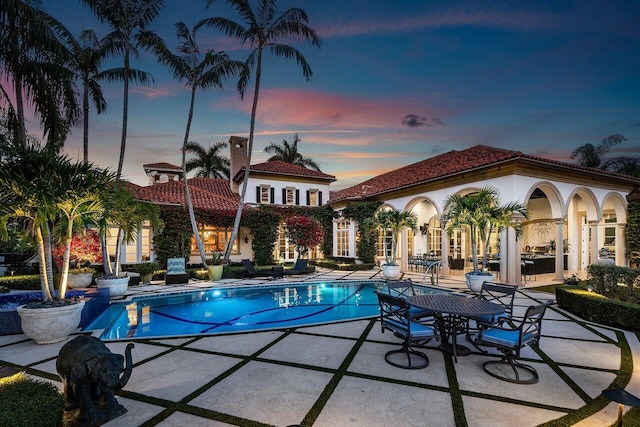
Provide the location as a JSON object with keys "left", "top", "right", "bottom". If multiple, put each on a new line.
{"left": 274, "top": 284, "right": 327, "bottom": 307}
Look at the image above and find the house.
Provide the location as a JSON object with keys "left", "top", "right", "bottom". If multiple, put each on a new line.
{"left": 123, "top": 136, "right": 335, "bottom": 265}
{"left": 328, "top": 145, "right": 640, "bottom": 284}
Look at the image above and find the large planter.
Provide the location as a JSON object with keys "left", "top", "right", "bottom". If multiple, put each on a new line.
{"left": 381, "top": 264, "right": 401, "bottom": 280}
{"left": 207, "top": 265, "right": 223, "bottom": 281}
{"left": 67, "top": 272, "right": 94, "bottom": 289}
{"left": 465, "top": 272, "right": 495, "bottom": 293}
{"left": 96, "top": 277, "right": 129, "bottom": 298}
{"left": 17, "top": 300, "right": 85, "bottom": 344}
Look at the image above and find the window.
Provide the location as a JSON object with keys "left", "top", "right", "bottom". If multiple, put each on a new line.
{"left": 286, "top": 187, "right": 295, "bottom": 205}
{"left": 306, "top": 189, "right": 323, "bottom": 206}
{"left": 107, "top": 222, "right": 154, "bottom": 263}
{"left": 336, "top": 220, "right": 350, "bottom": 257}
{"left": 377, "top": 228, "right": 393, "bottom": 258}
{"left": 260, "top": 186, "right": 270, "bottom": 204}
{"left": 428, "top": 217, "right": 442, "bottom": 257}
{"left": 604, "top": 213, "right": 617, "bottom": 251}
{"left": 194, "top": 226, "right": 239, "bottom": 254}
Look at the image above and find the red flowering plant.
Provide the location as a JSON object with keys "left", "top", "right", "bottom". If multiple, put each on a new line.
{"left": 284, "top": 216, "right": 324, "bottom": 259}
{"left": 52, "top": 229, "right": 102, "bottom": 273}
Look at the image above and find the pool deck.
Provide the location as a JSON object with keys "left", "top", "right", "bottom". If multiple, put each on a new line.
{"left": 1, "top": 268, "right": 638, "bottom": 426}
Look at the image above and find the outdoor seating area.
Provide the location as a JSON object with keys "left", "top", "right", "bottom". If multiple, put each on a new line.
{"left": 1, "top": 267, "right": 638, "bottom": 426}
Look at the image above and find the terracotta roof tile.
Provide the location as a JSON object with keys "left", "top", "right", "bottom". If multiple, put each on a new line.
{"left": 329, "top": 144, "right": 640, "bottom": 203}
{"left": 134, "top": 178, "right": 240, "bottom": 211}
{"left": 234, "top": 160, "right": 336, "bottom": 182}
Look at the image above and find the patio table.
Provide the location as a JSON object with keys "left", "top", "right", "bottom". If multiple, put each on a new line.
{"left": 407, "top": 294, "right": 504, "bottom": 362}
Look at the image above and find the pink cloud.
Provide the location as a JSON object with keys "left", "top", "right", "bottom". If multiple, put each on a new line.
{"left": 225, "top": 88, "right": 448, "bottom": 131}
{"left": 131, "top": 85, "right": 173, "bottom": 98}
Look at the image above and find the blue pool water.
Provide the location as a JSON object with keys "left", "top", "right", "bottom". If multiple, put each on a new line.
{"left": 87, "top": 280, "right": 449, "bottom": 340}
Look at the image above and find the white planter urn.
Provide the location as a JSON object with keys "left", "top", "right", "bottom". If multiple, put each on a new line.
{"left": 381, "top": 264, "right": 401, "bottom": 280}
{"left": 17, "top": 300, "right": 85, "bottom": 344}
{"left": 465, "top": 272, "right": 495, "bottom": 293}
{"left": 67, "top": 272, "right": 94, "bottom": 289}
{"left": 96, "top": 276, "right": 129, "bottom": 298}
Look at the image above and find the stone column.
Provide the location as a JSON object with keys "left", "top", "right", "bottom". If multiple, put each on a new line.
{"left": 441, "top": 225, "right": 450, "bottom": 277}
{"left": 400, "top": 228, "right": 408, "bottom": 272}
{"left": 554, "top": 218, "right": 565, "bottom": 281}
{"left": 589, "top": 220, "right": 599, "bottom": 265}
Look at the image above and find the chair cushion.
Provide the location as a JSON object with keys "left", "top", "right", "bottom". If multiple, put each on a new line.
{"left": 476, "top": 328, "right": 535, "bottom": 348}
{"left": 469, "top": 313, "right": 510, "bottom": 325}
{"left": 385, "top": 318, "right": 435, "bottom": 339}
{"left": 409, "top": 306, "right": 433, "bottom": 318}
{"left": 167, "top": 258, "right": 186, "bottom": 274}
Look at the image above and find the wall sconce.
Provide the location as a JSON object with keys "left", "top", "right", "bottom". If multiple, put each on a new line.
{"left": 244, "top": 235, "right": 249, "bottom": 244}
{"left": 419, "top": 223, "right": 428, "bottom": 235}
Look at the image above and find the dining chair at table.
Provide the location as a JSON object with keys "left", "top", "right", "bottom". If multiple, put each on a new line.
{"left": 385, "top": 279, "right": 434, "bottom": 322}
{"left": 467, "top": 281, "right": 517, "bottom": 337}
{"left": 375, "top": 292, "right": 437, "bottom": 369}
{"left": 473, "top": 302, "right": 548, "bottom": 384}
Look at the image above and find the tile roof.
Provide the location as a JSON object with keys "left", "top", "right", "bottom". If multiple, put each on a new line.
{"left": 143, "top": 162, "right": 182, "bottom": 171}
{"left": 329, "top": 144, "right": 640, "bottom": 203}
{"left": 233, "top": 160, "right": 336, "bottom": 182}
{"left": 131, "top": 178, "right": 240, "bottom": 212}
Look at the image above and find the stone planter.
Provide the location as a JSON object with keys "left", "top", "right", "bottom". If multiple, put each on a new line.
{"left": 207, "top": 265, "right": 223, "bottom": 281}
{"left": 465, "top": 272, "right": 495, "bottom": 293}
{"left": 381, "top": 264, "right": 401, "bottom": 280}
{"left": 67, "top": 272, "right": 94, "bottom": 289}
{"left": 17, "top": 300, "right": 85, "bottom": 344}
{"left": 141, "top": 273, "right": 153, "bottom": 284}
{"left": 96, "top": 277, "right": 129, "bottom": 299}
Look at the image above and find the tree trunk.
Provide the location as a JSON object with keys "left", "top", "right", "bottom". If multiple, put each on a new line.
{"left": 183, "top": 86, "right": 207, "bottom": 267}
{"left": 35, "top": 226, "right": 54, "bottom": 302}
{"left": 224, "top": 48, "right": 263, "bottom": 262}
{"left": 83, "top": 77, "right": 89, "bottom": 163}
{"left": 117, "top": 46, "right": 130, "bottom": 181}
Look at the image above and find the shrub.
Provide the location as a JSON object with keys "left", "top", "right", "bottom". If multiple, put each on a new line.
{"left": 587, "top": 264, "right": 639, "bottom": 302}
{"left": 0, "top": 372, "right": 64, "bottom": 427}
{"left": 0, "top": 275, "right": 41, "bottom": 291}
{"left": 556, "top": 286, "right": 640, "bottom": 331}
{"left": 131, "top": 262, "right": 160, "bottom": 276}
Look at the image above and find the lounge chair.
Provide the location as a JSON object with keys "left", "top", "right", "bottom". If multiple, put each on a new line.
{"left": 165, "top": 257, "right": 189, "bottom": 285}
{"left": 241, "top": 259, "right": 283, "bottom": 279}
{"left": 283, "top": 258, "right": 309, "bottom": 275}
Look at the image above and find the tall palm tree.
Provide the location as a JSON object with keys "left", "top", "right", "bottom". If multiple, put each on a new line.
{"left": 185, "top": 141, "right": 230, "bottom": 179}
{"left": 0, "top": 0, "right": 79, "bottom": 150}
{"left": 203, "top": 0, "right": 321, "bottom": 262}
{"left": 138, "top": 20, "right": 243, "bottom": 266}
{"left": 67, "top": 29, "right": 148, "bottom": 163}
{"left": 82, "top": 0, "right": 162, "bottom": 180}
{"left": 570, "top": 134, "right": 626, "bottom": 168}
{"left": 264, "top": 133, "right": 321, "bottom": 171}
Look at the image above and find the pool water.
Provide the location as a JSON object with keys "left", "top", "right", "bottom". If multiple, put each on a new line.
{"left": 88, "top": 280, "right": 449, "bottom": 340}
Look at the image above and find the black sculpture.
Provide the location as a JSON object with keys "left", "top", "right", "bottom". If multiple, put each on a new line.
{"left": 56, "top": 335, "right": 134, "bottom": 426}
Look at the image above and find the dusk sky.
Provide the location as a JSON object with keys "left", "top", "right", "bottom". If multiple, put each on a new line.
{"left": 32, "top": 0, "right": 640, "bottom": 190}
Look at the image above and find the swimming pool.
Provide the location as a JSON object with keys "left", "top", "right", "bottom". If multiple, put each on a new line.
{"left": 87, "top": 280, "right": 450, "bottom": 340}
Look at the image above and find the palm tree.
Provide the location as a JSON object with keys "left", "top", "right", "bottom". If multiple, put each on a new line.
{"left": 185, "top": 141, "right": 230, "bottom": 179}
{"left": 138, "top": 20, "right": 243, "bottom": 267}
{"left": 67, "top": 29, "right": 148, "bottom": 163}
{"left": 369, "top": 208, "right": 417, "bottom": 266}
{"left": 570, "top": 134, "right": 626, "bottom": 168}
{"left": 82, "top": 0, "right": 162, "bottom": 180}
{"left": 0, "top": 0, "right": 79, "bottom": 150}
{"left": 203, "top": 0, "right": 321, "bottom": 262}
{"left": 264, "top": 133, "right": 321, "bottom": 171}
{"left": 442, "top": 186, "right": 527, "bottom": 275}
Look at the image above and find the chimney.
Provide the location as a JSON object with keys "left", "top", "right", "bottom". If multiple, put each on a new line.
{"left": 229, "top": 136, "right": 248, "bottom": 193}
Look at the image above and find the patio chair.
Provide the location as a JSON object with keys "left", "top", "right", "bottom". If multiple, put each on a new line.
{"left": 466, "top": 281, "right": 517, "bottom": 350}
{"left": 375, "top": 291, "right": 436, "bottom": 369}
{"left": 165, "top": 257, "right": 189, "bottom": 285}
{"left": 241, "top": 259, "right": 283, "bottom": 279}
{"left": 386, "top": 279, "right": 433, "bottom": 321}
{"left": 473, "top": 302, "right": 547, "bottom": 384}
{"left": 448, "top": 256, "right": 465, "bottom": 270}
{"left": 283, "top": 258, "right": 309, "bottom": 275}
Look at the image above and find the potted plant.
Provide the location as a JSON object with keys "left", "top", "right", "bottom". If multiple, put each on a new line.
{"left": 66, "top": 264, "right": 96, "bottom": 289}
{"left": 0, "top": 147, "right": 114, "bottom": 343}
{"left": 369, "top": 208, "right": 417, "bottom": 279}
{"left": 52, "top": 230, "right": 102, "bottom": 289}
{"left": 132, "top": 261, "right": 159, "bottom": 284}
{"left": 442, "top": 186, "right": 527, "bottom": 293}
{"left": 94, "top": 183, "right": 162, "bottom": 298}
{"left": 205, "top": 253, "right": 223, "bottom": 281}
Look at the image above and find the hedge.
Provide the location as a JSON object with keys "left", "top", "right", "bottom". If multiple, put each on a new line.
{"left": 0, "top": 274, "right": 41, "bottom": 291}
{"left": 0, "top": 372, "right": 64, "bottom": 427}
{"left": 556, "top": 286, "right": 640, "bottom": 331}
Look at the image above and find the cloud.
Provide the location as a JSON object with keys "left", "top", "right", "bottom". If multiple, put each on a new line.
{"left": 131, "top": 85, "right": 173, "bottom": 98}
{"left": 401, "top": 114, "right": 446, "bottom": 128}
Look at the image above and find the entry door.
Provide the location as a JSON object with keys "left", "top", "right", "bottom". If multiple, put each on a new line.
{"left": 449, "top": 229, "right": 463, "bottom": 259}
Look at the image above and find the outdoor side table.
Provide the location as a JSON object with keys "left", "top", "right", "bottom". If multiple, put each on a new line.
{"left": 408, "top": 294, "right": 505, "bottom": 362}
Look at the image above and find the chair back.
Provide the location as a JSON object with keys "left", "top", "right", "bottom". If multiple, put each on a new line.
{"left": 293, "top": 258, "right": 308, "bottom": 271}
{"left": 166, "top": 257, "right": 186, "bottom": 274}
{"left": 479, "top": 282, "right": 517, "bottom": 318}
{"left": 242, "top": 259, "right": 257, "bottom": 273}
{"left": 376, "top": 291, "right": 411, "bottom": 333}
{"left": 517, "top": 303, "right": 547, "bottom": 348}
{"left": 386, "top": 279, "right": 416, "bottom": 298}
